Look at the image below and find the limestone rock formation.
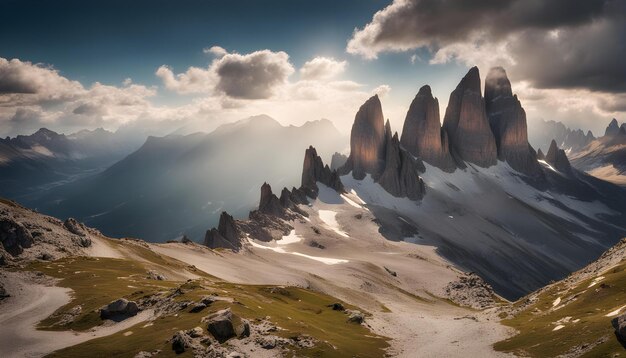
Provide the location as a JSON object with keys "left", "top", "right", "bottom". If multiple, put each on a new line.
{"left": 301, "top": 146, "right": 344, "bottom": 198}
{"left": 537, "top": 148, "right": 545, "bottom": 160}
{"left": 605, "top": 118, "right": 621, "bottom": 137}
{"left": 330, "top": 152, "right": 348, "bottom": 171}
{"left": 378, "top": 131, "right": 426, "bottom": 200}
{"left": 0, "top": 215, "right": 34, "bottom": 256}
{"left": 545, "top": 140, "right": 572, "bottom": 174}
{"left": 442, "top": 67, "right": 497, "bottom": 167}
{"left": 401, "top": 85, "right": 455, "bottom": 171}
{"left": 485, "top": 67, "right": 542, "bottom": 177}
{"left": 258, "top": 182, "right": 285, "bottom": 217}
{"left": 203, "top": 212, "right": 242, "bottom": 251}
{"left": 341, "top": 95, "right": 387, "bottom": 179}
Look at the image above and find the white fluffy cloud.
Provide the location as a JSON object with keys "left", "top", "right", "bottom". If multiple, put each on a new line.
{"left": 156, "top": 49, "right": 295, "bottom": 99}
{"left": 299, "top": 57, "right": 347, "bottom": 81}
{"left": 203, "top": 46, "right": 227, "bottom": 57}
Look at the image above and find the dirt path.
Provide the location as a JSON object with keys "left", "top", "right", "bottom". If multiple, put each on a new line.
{"left": 0, "top": 271, "right": 152, "bottom": 358}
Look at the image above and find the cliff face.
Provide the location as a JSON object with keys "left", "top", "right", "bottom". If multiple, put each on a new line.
{"left": 400, "top": 85, "right": 455, "bottom": 171}
{"left": 344, "top": 95, "right": 387, "bottom": 179}
{"left": 203, "top": 212, "right": 242, "bottom": 251}
{"left": 443, "top": 67, "right": 497, "bottom": 167}
{"left": 546, "top": 139, "right": 572, "bottom": 174}
{"left": 301, "top": 146, "right": 344, "bottom": 198}
{"left": 378, "top": 129, "right": 426, "bottom": 200}
{"left": 485, "top": 67, "right": 542, "bottom": 177}
{"left": 605, "top": 118, "right": 620, "bottom": 137}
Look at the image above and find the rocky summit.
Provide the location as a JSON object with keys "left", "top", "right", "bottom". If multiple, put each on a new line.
{"left": 605, "top": 118, "right": 621, "bottom": 137}
{"left": 442, "top": 66, "right": 498, "bottom": 167}
{"left": 401, "top": 85, "right": 455, "bottom": 172}
{"left": 203, "top": 212, "right": 242, "bottom": 251}
{"left": 545, "top": 139, "right": 572, "bottom": 174}
{"left": 341, "top": 95, "right": 387, "bottom": 179}
{"left": 378, "top": 128, "right": 426, "bottom": 200}
{"left": 301, "top": 146, "right": 344, "bottom": 198}
{"left": 485, "top": 67, "right": 542, "bottom": 177}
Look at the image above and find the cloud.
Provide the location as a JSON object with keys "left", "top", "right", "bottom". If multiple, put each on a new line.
{"left": 156, "top": 65, "right": 216, "bottom": 94}
{"left": 215, "top": 50, "right": 294, "bottom": 99}
{"left": 203, "top": 45, "right": 228, "bottom": 57}
{"left": 347, "top": 0, "right": 625, "bottom": 94}
{"left": 157, "top": 49, "right": 294, "bottom": 99}
{"left": 300, "top": 57, "right": 347, "bottom": 81}
{"left": 0, "top": 57, "right": 158, "bottom": 136}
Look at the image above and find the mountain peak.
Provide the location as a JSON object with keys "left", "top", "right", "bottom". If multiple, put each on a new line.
{"left": 485, "top": 67, "right": 513, "bottom": 101}
{"left": 605, "top": 118, "right": 621, "bottom": 136}
{"left": 417, "top": 85, "right": 432, "bottom": 96}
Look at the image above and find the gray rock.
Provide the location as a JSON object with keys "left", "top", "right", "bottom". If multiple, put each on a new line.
{"left": 63, "top": 218, "right": 87, "bottom": 237}
{"left": 0, "top": 216, "right": 34, "bottom": 256}
{"left": 377, "top": 128, "right": 425, "bottom": 200}
{"left": 545, "top": 139, "right": 572, "bottom": 174}
{"left": 485, "top": 67, "right": 543, "bottom": 177}
{"left": 301, "top": 146, "right": 344, "bottom": 198}
{"left": 189, "top": 302, "right": 207, "bottom": 313}
{"left": 258, "top": 182, "right": 286, "bottom": 217}
{"left": 204, "top": 212, "right": 242, "bottom": 251}
{"left": 605, "top": 118, "right": 621, "bottom": 137}
{"left": 205, "top": 308, "right": 250, "bottom": 343}
{"left": 401, "top": 85, "right": 456, "bottom": 171}
{"left": 442, "top": 66, "right": 497, "bottom": 167}
{"left": 100, "top": 298, "right": 140, "bottom": 319}
{"left": 171, "top": 330, "right": 193, "bottom": 354}
{"left": 330, "top": 152, "right": 348, "bottom": 171}
{"left": 614, "top": 313, "right": 626, "bottom": 341}
{"left": 188, "top": 326, "right": 204, "bottom": 338}
{"left": 0, "top": 282, "right": 9, "bottom": 300}
{"left": 346, "top": 309, "right": 364, "bottom": 324}
{"left": 340, "top": 95, "right": 387, "bottom": 179}
{"left": 327, "top": 302, "right": 344, "bottom": 311}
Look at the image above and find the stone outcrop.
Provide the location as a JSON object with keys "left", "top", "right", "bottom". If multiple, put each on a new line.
{"left": 442, "top": 66, "right": 497, "bottom": 167}
{"left": 205, "top": 308, "right": 250, "bottom": 343}
{"left": 330, "top": 152, "right": 348, "bottom": 171}
{"left": 378, "top": 126, "right": 425, "bottom": 200}
{"left": 203, "top": 212, "right": 242, "bottom": 251}
{"left": 258, "top": 183, "right": 285, "bottom": 217}
{"left": 605, "top": 118, "right": 621, "bottom": 137}
{"left": 536, "top": 148, "right": 545, "bottom": 160}
{"left": 485, "top": 67, "right": 542, "bottom": 177}
{"left": 341, "top": 95, "right": 387, "bottom": 179}
{"left": 0, "top": 216, "right": 34, "bottom": 256}
{"left": 301, "top": 146, "right": 344, "bottom": 198}
{"left": 100, "top": 298, "right": 140, "bottom": 319}
{"left": 400, "top": 85, "right": 455, "bottom": 171}
{"left": 545, "top": 139, "right": 572, "bottom": 174}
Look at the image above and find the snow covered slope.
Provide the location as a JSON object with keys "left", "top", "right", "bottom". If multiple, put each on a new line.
{"left": 342, "top": 162, "right": 626, "bottom": 300}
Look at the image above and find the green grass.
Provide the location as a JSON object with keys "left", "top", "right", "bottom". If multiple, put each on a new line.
{"left": 494, "top": 262, "right": 626, "bottom": 357}
{"left": 25, "top": 244, "right": 388, "bottom": 357}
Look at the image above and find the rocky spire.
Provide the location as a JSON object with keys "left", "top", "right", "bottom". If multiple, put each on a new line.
{"left": 330, "top": 152, "right": 348, "bottom": 171}
{"left": 545, "top": 139, "right": 572, "bottom": 174}
{"left": 258, "top": 182, "right": 285, "bottom": 216}
{"left": 536, "top": 148, "right": 545, "bottom": 160}
{"left": 605, "top": 118, "right": 620, "bottom": 136}
{"left": 204, "top": 212, "right": 242, "bottom": 251}
{"left": 485, "top": 67, "right": 542, "bottom": 177}
{"left": 442, "top": 67, "right": 497, "bottom": 167}
{"left": 401, "top": 85, "right": 455, "bottom": 171}
{"left": 341, "top": 95, "right": 387, "bottom": 179}
{"left": 378, "top": 132, "right": 425, "bottom": 200}
{"left": 301, "top": 146, "right": 344, "bottom": 198}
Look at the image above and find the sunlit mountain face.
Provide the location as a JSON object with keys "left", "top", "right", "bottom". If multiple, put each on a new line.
{"left": 1, "top": 1, "right": 626, "bottom": 357}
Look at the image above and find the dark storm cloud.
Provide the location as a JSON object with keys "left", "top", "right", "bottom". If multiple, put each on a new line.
{"left": 348, "top": 0, "right": 626, "bottom": 93}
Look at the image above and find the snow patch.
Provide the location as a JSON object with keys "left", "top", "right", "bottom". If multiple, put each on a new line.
{"left": 605, "top": 305, "right": 626, "bottom": 317}
{"left": 552, "top": 297, "right": 561, "bottom": 307}
{"left": 318, "top": 210, "right": 349, "bottom": 238}
{"left": 553, "top": 325, "right": 565, "bottom": 331}
{"left": 248, "top": 230, "right": 348, "bottom": 265}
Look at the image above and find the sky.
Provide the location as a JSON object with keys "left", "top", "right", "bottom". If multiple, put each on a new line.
{"left": 0, "top": 0, "right": 624, "bottom": 137}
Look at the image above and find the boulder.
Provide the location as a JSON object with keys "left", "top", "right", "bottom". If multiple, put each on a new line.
{"left": 341, "top": 95, "right": 387, "bottom": 179}
{"left": 171, "top": 330, "right": 193, "bottom": 354}
{"left": 205, "top": 308, "right": 250, "bottom": 343}
{"left": 189, "top": 302, "right": 207, "bottom": 313}
{"left": 346, "top": 310, "right": 364, "bottom": 324}
{"left": 485, "top": 67, "right": 542, "bottom": 177}
{"left": 63, "top": 218, "right": 87, "bottom": 237}
{"left": 0, "top": 216, "right": 34, "bottom": 256}
{"left": 401, "top": 85, "right": 455, "bottom": 171}
{"left": 180, "top": 235, "right": 192, "bottom": 244}
{"left": 442, "top": 66, "right": 497, "bottom": 167}
{"left": 327, "top": 303, "right": 345, "bottom": 311}
{"left": 613, "top": 312, "right": 626, "bottom": 341}
{"left": 100, "top": 298, "right": 140, "bottom": 319}
{"left": 0, "top": 282, "right": 9, "bottom": 300}
{"left": 188, "top": 326, "right": 204, "bottom": 338}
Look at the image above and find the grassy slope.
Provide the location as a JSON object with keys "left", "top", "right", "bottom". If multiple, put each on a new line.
{"left": 494, "top": 259, "right": 626, "bottom": 357}
{"left": 26, "top": 239, "right": 388, "bottom": 357}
